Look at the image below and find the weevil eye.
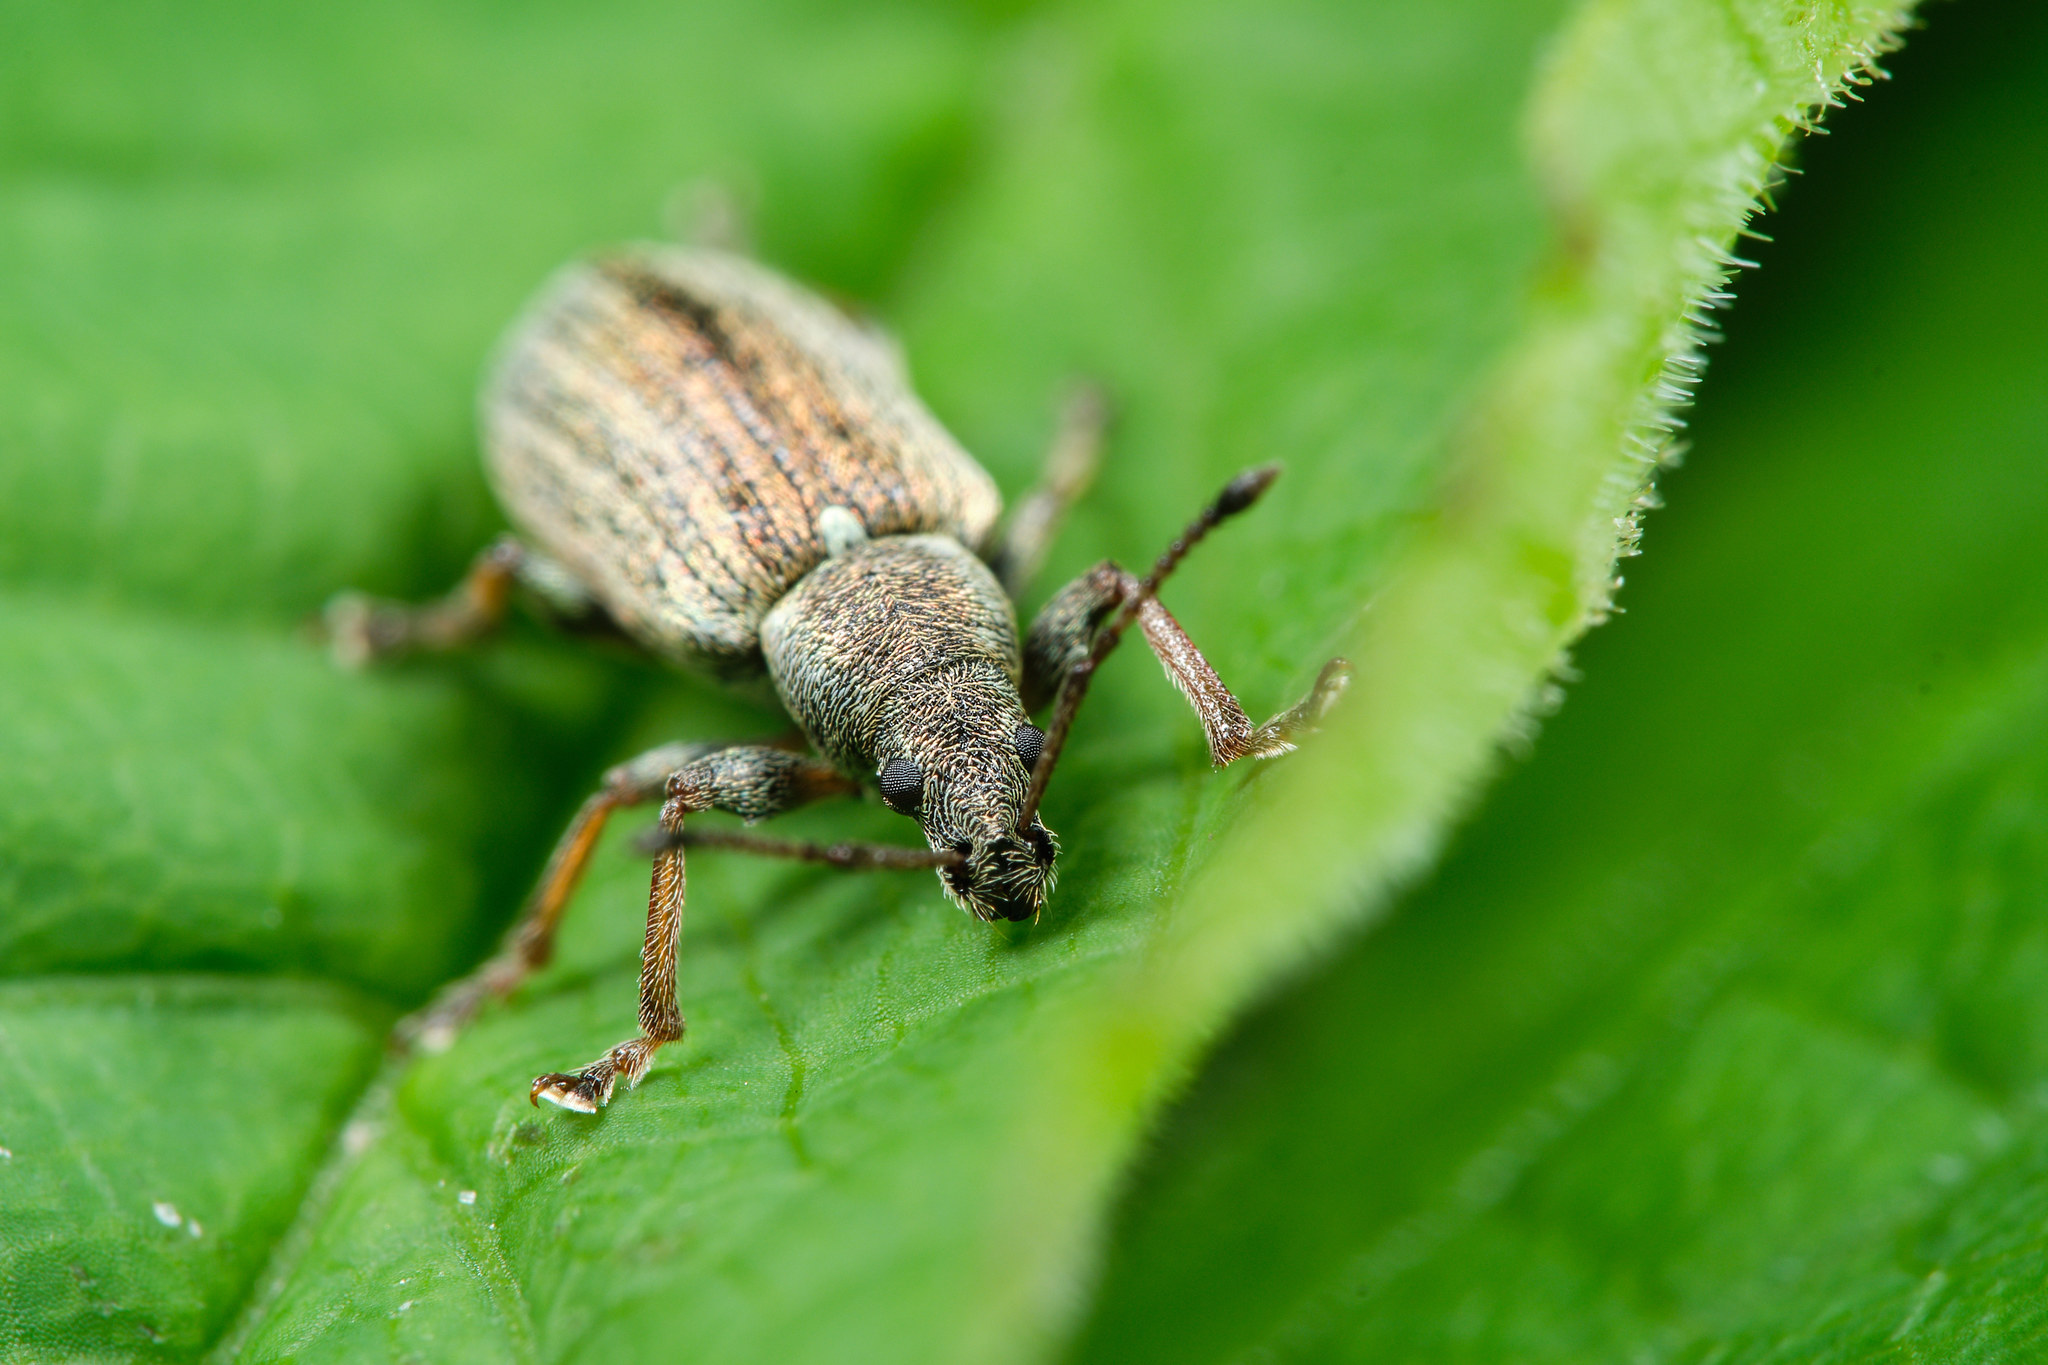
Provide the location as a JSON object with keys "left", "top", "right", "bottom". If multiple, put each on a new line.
{"left": 1014, "top": 723, "right": 1046, "bottom": 772}
{"left": 878, "top": 756, "right": 924, "bottom": 815}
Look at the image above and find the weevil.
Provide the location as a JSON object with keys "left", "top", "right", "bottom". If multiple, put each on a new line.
{"left": 330, "top": 245, "right": 1350, "bottom": 1112}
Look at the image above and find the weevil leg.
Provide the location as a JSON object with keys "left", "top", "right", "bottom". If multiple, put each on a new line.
{"left": 518, "top": 744, "right": 859, "bottom": 1112}
{"left": 988, "top": 384, "right": 1111, "bottom": 597}
{"left": 324, "top": 535, "right": 617, "bottom": 667}
{"left": 402, "top": 740, "right": 851, "bottom": 1058}
{"left": 1015, "top": 468, "right": 1350, "bottom": 829}
{"left": 1024, "top": 560, "right": 1348, "bottom": 766}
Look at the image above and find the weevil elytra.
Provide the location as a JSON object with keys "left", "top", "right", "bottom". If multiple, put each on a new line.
{"left": 329, "top": 245, "right": 1350, "bottom": 1112}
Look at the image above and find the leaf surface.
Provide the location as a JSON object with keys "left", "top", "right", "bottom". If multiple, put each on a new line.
{"left": 0, "top": 0, "right": 1920, "bottom": 1361}
{"left": 1076, "top": 3, "right": 2048, "bottom": 1358}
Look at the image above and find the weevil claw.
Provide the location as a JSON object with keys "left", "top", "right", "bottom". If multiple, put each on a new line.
{"left": 530, "top": 1069, "right": 612, "bottom": 1113}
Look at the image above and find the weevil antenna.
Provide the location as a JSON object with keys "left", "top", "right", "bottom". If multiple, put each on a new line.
{"left": 1016, "top": 463, "right": 1282, "bottom": 831}
{"left": 635, "top": 825, "right": 966, "bottom": 870}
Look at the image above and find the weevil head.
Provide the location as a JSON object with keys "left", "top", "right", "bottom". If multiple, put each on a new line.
{"left": 874, "top": 683, "right": 1058, "bottom": 923}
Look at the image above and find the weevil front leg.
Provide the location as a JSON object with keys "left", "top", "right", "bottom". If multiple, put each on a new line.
{"left": 522, "top": 744, "right": 859, "bottom": 1112}
{"left": 324, "top": 534, "right": 614, "bottom": 667}
{"left": 1012, "top": 467, "right": 1351, "bottom": 833}
{"left": 1024, "top": 562, "right": 1347, "bottom": 765}
{"left": 988, "top": 385, "right": 1111, "bottom": 597}
{"left": 1019, "top": 532, "right": 1351, "bottom": 769}
{"left": 402, "top": 742, "right": 852, "bottom": 1065}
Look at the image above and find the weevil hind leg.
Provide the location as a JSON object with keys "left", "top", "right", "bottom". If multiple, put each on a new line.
{"left": 324, "top": 534, "right": 619, "bottom": 667}
{"left": 988, "top": 384, "right": 1111, "bottom": 597}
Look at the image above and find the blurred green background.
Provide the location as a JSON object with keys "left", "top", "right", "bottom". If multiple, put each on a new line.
{"left": 2, "top": 0, "right": 2040, "bottom": 1361}
{"left": 1079, "top": 1, "right": 2048, "bottom": 1359}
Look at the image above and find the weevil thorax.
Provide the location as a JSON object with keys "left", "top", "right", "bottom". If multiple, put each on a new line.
{"left": 760, "top": 520, "right": 1058, "bottom": 922}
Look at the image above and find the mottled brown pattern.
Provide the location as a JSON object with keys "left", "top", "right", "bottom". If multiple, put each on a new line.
{"left": 482, "top": 246, "right": 1001, "bottom": 682}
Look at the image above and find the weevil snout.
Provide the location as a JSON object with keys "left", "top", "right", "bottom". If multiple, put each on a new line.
{"left": 941, "top": 823, "right": 1058, "bottom": 922}
{"left": 874, "top": 688, "right": 1063, "bottom": 922}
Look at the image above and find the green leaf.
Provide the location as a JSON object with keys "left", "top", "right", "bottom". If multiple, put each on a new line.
{"left": 0, "top": 0, "right": 1920, "bottom": 1361}
{"left": 0, "top": 980, "right": 385, "bottom": 1355}
{"left": 1075, "top": 2, "right": 2048, "bottom": 1359}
